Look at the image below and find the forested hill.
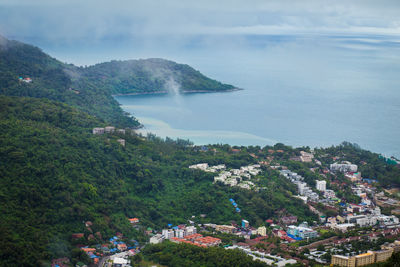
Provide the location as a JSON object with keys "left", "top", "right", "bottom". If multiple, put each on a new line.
{"left": 0, "top": 35, "right": 238, "bottom": 129}
{"left": 0, "top": 35, "right": 138, "bottom": 128}
{"left": 0, "top": 95, "right": 315, "bottom": 266}
{"left": 73, "top": 58, "right": 238, "bottom": 95}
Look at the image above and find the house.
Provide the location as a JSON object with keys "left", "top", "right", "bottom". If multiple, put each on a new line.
{"left": 71, "top": 233, "right": 84, "bottom": 239}
{"left": 128, "top": 218, "right": 139, "bottom": 224}
{"left": 19, "top": 77, "right": 32, "bottom": 83}
{"left": 117, "top": 139, "right": 126, "bottom": 146}
{"left": 105, "top": 126, "right": 115, "bottom": 133}
{"left": 117, "top": 243, "right": 127, "bottom": 251}
{"left": 92, "top": 128, "right": 105, "bottom": 134}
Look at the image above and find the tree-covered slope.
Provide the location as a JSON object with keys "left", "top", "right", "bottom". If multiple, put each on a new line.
{"left": 0, "top": 95, "right": 315, "bottom": 266}
{"left": 74, "top": 58, "right": 238, "bottom": 95}
{"left": 0, "top": 35, "right": 138, "bottom": 128}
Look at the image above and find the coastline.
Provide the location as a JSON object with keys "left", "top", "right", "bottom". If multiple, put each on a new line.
{"left": 112, "top": 87, "right": 243, "bottom": 97}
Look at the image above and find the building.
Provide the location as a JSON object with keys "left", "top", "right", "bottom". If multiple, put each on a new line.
{"left": 287, "top": 225, "right": 318, "bottom": 240}
{"left": 324, "top": 189, "right": 336, "bottom": 198}
{"left": 215, "top": 225, "right": 236, "bottom": 234}
{"left": 117, "top": 243, "right": 127, "bottom": 251}
{"left": 374, "top": 249, "right": 393, "bottom": 263}
{"left": 92, "top": 127, "right": 105, "bottom": 134}
{"left": 117, "top": 139, "right": 126, "bottom": 146}
{"left": 128, "top": 218, "right": 139, "bottom": 224}
{"left": 257, "top": 226, "right": 267, "bottom": 236}
{"left": 117, "top": 129, "right": 126, "bottom": 134}
{"left": 355, "top": 252, "right": 375, "bottom": 266}
{"left": 242, "top": 219, "right": 249, "bottom": 228}
{"left": 150, "top": 234, "right": 164, "bottom": 244}
{"left": 175, "top": 229, "right": 185, "bottom": 238}
{"left": 105, "top": 126, "right": 115, "bottom": 133}
{"left": 185, "top": 226, "right": 197, "bottom": 235}
{"left": 330, "top": 162, "right": 358, "bottom": 173}
{"left": 162, "top": 229, "right": 174, "bottom": 239}
{"left": 331, "top": 255, "right": 356, "bottom": 267}
{"left": 316, "top": 180, "right": 326, "bottom": 191}
{"left": 298, "top": 182, "right": 307, "bottom": 194}
{"left": 300, "top": 151, "right": 314, "bottom": 162}
{"left": 345, "top": 172, "right": 362, "bottom": 182}
{"left": 331, "top": 250, "right": 393, "bottom": 267}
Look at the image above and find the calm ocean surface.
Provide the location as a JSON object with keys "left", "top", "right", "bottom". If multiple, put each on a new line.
{"left": 113, "top": 36, "right": 400, "bottom": 157}
{"left": 115, "top": 74, "right": 400, "bottom": 157}
{"left": 47, "top": 34, "right": 398, "bottom": 157}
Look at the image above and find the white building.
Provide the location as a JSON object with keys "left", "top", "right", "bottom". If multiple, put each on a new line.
{"left": 105, "top": 126, "right": 115, "bottom": 133}
{"left": 162, "top": 229, "right": 174, "bottom": 239}
{"left": 324, "top": 189, "right": 336, "bottom": 199}
{"left": 298, "top": 182, "right": 307, "bottom": 195}
{"left": 150, "top": 234, "right": 164, "bottom": 244}
{"left": 185, "top": 226, "right": 197, "bottom": 235}
{"left": 316, "top": 180, "right": 327, "bottom": 192}
{"left": 330, "top": 162, "right": 358, "bottom": 173}
{"left": 175, "top": 229, "right": 185, "bottom": 238}
{"left": 257, "top": 226, "right": 267, "bottom": 236}
{"left": 92, "top": 127, "right": 105, "bottom": 134}
{"left": 117, "top": 139, "right": 126, "bottom": 147}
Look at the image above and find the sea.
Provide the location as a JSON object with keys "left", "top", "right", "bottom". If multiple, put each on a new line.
{"left": 36, "top": 34, "right": 400, "bottom": 157}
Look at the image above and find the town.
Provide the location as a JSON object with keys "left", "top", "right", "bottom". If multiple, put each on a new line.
{"left": 53, "top": 144, "right": 400, "bottom": 267}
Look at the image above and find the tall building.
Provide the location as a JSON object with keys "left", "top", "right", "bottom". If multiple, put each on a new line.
{"left": 162, "top": 229, "right": 174, "bottom": 239}
{"left": 316, "top": 180, "right": 326, "bottom": 192}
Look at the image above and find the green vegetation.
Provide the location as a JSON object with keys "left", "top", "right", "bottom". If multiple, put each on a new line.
{"left": 315, "top": 142, "right": 400, "bottom": 187}
{"left": 1, "top": 36, "right": 400, "bottom": 267}
{"left": 140, "top": 241, "right": 268, "bottom": 267}
{"left": 0, "top": 36, "right": 237, "bottom": 129}
{"left": 78, "top": 58, "right": 237, "bottom": 95}
{"left": 0, "top": 95, "right": 314, "bottom": 266}
{"left": 0, "top": 36, "right": 138, "bottom": 128}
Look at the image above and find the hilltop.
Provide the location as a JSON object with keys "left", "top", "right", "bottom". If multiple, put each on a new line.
{"left": 72, "top": 58, "right": 239, "bottom": 95}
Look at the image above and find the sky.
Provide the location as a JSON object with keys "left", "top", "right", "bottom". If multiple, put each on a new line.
{"left": 1, "top": 0, "right": 400, "bottom": 66}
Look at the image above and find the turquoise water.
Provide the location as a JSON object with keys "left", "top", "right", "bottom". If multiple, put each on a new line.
{"left": 115, "top": 79, "right": 400, "bottom": 157}
{"left": 110, "top": 35, "right": 400, "bottom": 157}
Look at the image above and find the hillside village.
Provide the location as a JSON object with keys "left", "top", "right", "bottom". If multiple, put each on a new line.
{"left": 57, "top": 143, "right": 400, "bottom": 267}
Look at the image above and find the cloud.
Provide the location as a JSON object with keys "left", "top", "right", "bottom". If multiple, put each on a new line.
{"left": 1, "top": 0, "right": 400, "bottom": 43}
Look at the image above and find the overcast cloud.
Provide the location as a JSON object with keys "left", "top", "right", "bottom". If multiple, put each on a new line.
{"left": 1, "top": 0, "right": 400, "bottom": 42}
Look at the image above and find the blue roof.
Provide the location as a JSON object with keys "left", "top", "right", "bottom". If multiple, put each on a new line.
{"left": 229, "top": 199, "right": 234, "bottom": 202}
{"left": 172, "top": 226, "right": 178, "bottom": 230}
{"left": 287, "top": 234, "right": 302, "bottom": 240}
{"left": 167, "top": 224, "right": 172, "bottom": 227}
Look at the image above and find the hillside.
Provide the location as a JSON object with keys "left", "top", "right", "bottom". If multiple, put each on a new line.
{"left": 0, "top": 35, "right": 138, "bottom": 128}
{"left": 73, "top": 58, "right": 238, "bottom": 95}
{"left": 0, "top": 95, "right": 315, "bottom": 266}
{"left": 0, "top": 35, "right": 237, "bottom": 129}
